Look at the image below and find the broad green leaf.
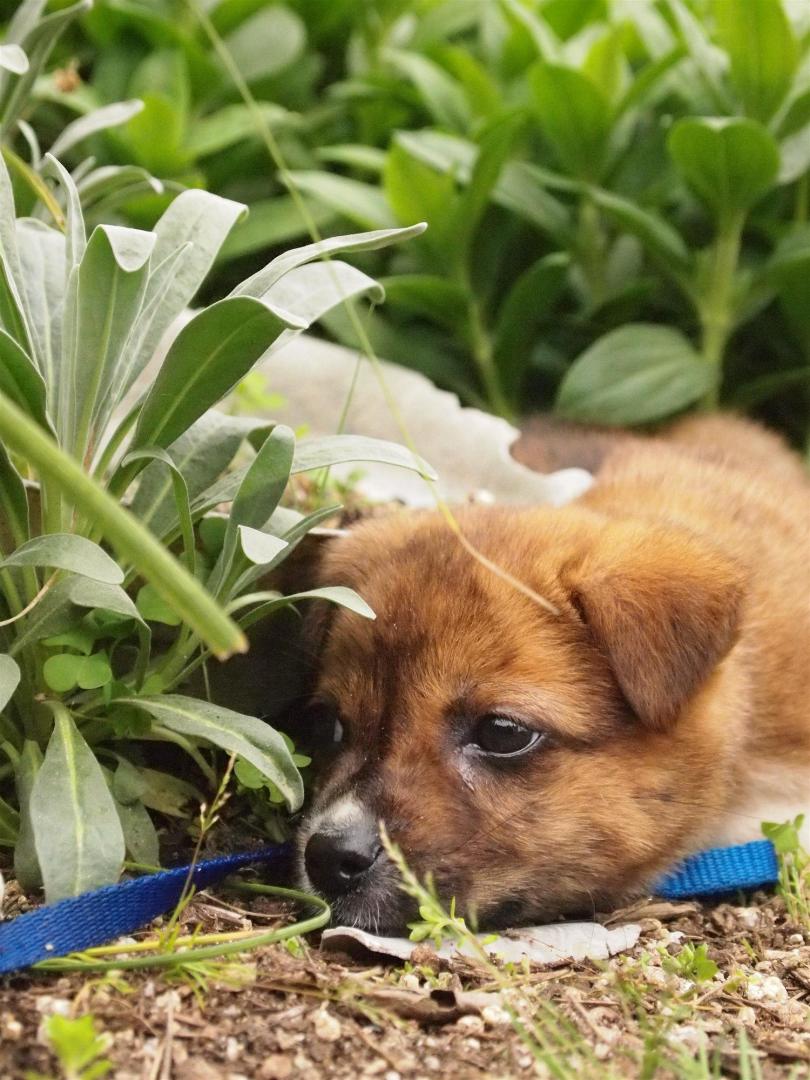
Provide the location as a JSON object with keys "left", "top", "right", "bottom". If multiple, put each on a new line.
{"left": 556, "top": 324, "right": 716, "bottom": 425}
{"left": 50, "top": 99, "right": 145, "bottom": 159}
{"left": 292, "top": 434, "right": 436, "bottom": 479}
{"left": 185, "top": 102, "right": 294, "bottom": 158}
{"left": 59, "top": 224, "right": 155, "bottom": 460}
{"left": 778, "top": 121, "right": 810, "bottom": 185}
{"left": 11, "top": 577, "right": 78, "bottom": 654}
{"left": 218, "top": 195, "right": 334, "bottom": 262}
{"left": 667, "top": 0, "right": 732, "bottom": 113}
{"left": 493, "top": 253, "right": 569, "bottom": 404}
{"left": 0, "top": 327, "right": 48, "bottom": 428}
{"left": 0, "top": 653, "right": 20, "bottom": 711}
{"left": 453, "top": 117, "right": 523, "bottom": 264}
{"left": 384, "top": 48, "right": 470, "bottom": 131}
{"left": 380, "top": 274, "right": 469, "bottom": 335}
{"left": 118, "top": 695, "right": 304, "bottom": 811}
{"left": 238, "top": 526, "right": 289, "bottom": 565}
{"left": 128, "top": 190, "right": 247, "bottom": 393}
{"left": 77, "top": 164, "right": 163, "bottom": 208}
{"left": 233, "top": 586, "right": 375, "bottom": 631}
{"left": 282, "top": 171, "right": 398, "bottom": 231}
{"left": 232, "top": 223, "right": 426, "bottom": 299}
{"left": 13, "top": 739, "right": 43, "bottom": 892}
{"left": 316, "top": 145, "right": 387, "bottom": 173}
{"left": 588, "top": 188, "right": 691, "bottom": 276}
{"left": 43, "top": 652, "right": 113, "bottom": 692}
{"left": 498, "top": 0, "right": 560, "bottom": 60}
{"left": 40, "top": 154, "right": 85, "bottom": 273}
{"left": 530, "top": 62, "right": 611, "bottom": 181}
{"left": 714, "top": 0, "right": 796, "bottom": 121}
{"left": 114, "top": 796, "right": 159, "bottom": 867}
{"left": 384, "top": 143, "right": 458, "bottom": 265}
{"left": 0, "top": 156, "right": 32, "bottom": 352}
{"left": 393, "top": 130, "right": 570, "bottom": 239}
{"left": 132, "top": 297, "right": 303, "bottom": 453}
{"left": 138, "top": 767, "right": 202, "bottom": 817}
{"left": 43, "top": 626, "right": 95, "bottom": 655}
{"left": 30, "top": 707, "right": 125, "bottom": 901}
{"left": 224, "top": 4, "right": 306, "bottom": 82}
{"left": 1, "top": 534, "right": 124, "bottom": 584}
{"left": 68, "top": 577, "right": 146, "bottom": 628}
{"left": 136, "top": 583, "right": 182, "bottom": 626}
{"left": 667, "top": 117, "right": 779, "bottom": 220}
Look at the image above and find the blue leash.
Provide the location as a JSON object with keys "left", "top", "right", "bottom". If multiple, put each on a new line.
{"left": 0, "top": 839, "right": 778, "bottom": 976}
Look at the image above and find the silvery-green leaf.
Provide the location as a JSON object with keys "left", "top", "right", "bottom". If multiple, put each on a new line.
{"left": 0, "top": 45, "right": 28, "bottom": 76}
{"left": 0, "top": 444, "right": 29, "bottom": 555}
{"left": 1, "top": 534, "right": 124, "bottom": 584}
{"left": 233, "top": 586, "right": 375, "bottom": 631}
{"left": 122, "top": 446, "right": 195, "bottom": 572}
{"left": 11, "top": 577, "right": 77, "bottom": 653}
{"left": 58, "top": 223, "right": 155, "bottom": 458}
{"left": 128, "top": 190, "right": 247, "bottom": 381}
{"left": 292, "top": 434, "right": 436, "bottom": 478}
{"left": 30, "top": 709, "right": 125, "bottom": 901}
{"left": 0, "top": 654, "right": 20, "bottom": 712}
{"left": 15, "top": 218, "right": 64, "bottom": 386}
{"left": 77, "top": 164, "right": 163, "bottom": 208}
{"left": 41, "top": 153, "right": 85, "bottom": 270}
{"left": 238, "top": 526, "right": 288, "bottom": 565}
{"left": 118, "top": 695, "right": 304, "bottom": 810}
{"left": 68, "top": 577, "right": 147, "bottom": 628}
{"left": 0, "top": 326, "right": 49, "bottom": 429}
{"left": 232, "top": 223, "right": 426, "bottom": 300}
{"left": 50, "top": 99, "right": 145, "bottom": 159}
{"left": 13, "top": 739, "right": 42, "bottom": 892}
{"left": 0, "top": 154, "right": 32, "bottom": 351}
{"left": 185, "top": 102, "right": 294, "bottom": 158}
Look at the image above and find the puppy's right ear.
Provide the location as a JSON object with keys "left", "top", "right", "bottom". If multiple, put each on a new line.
{"left": 565, "top": 522, "right": 745, "bottom": 731}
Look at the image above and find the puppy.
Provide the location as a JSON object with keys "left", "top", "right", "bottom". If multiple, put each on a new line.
{"left": 296, "top": 415, "right": 810, "bottom": 931}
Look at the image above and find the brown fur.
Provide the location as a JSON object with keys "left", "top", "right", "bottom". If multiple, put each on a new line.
{"left": 296, "top": 415, "right": 810, "bottom": 928}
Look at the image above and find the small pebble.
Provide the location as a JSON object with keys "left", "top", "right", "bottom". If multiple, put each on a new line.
{"left": 224, "top": 1037, "right": 243, "bottom": 1063}
{"left": 313, "top": 1007, "right": 342, "bottom": 1043}
{"left": 482, "top": 1004, "right": 512, "bottom": 1027}
{"left": 746, "top": 973, "right": 789, "bottom": 1003}
{"left": 456, "top": 1014, "right": 484, "bottom": 1035}
{"left": 399, "top": 973, "right": 421, "bottom": 992}
{"left": 259, "top": 1056, "right": 293, "bottom": 1080}
{"left": 0, "top": 1014, "right": 23, "bottom": 1041}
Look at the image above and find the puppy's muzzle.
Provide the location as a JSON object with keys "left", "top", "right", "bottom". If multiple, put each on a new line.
{"left": 304, "top": 811, "right": 383, "bottom": 899}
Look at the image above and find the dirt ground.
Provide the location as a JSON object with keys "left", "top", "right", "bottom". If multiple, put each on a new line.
{"left": 1, "top": 881, "right": 809, "bottom": 1080}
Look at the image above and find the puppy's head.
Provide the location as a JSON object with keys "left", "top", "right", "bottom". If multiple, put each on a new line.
{"left": 295, "top": 506, "right": 746, "bottom": 931}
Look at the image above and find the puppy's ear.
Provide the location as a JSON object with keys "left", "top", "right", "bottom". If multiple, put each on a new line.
{"left": 566, "top": 522, "right": 745, "bottom": 729}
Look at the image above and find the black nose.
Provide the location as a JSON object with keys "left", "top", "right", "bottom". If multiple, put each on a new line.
{"left": 304, "top": 823, "right": 382, "bottom": 897}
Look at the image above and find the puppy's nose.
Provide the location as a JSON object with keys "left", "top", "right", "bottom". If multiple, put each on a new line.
{"left": 304, "top": 821, "right": 382, "bottom": 897}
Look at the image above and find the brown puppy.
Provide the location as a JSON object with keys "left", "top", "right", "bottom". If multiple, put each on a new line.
{"left": 296, "top": 415, "right": 810, "bottom": 930}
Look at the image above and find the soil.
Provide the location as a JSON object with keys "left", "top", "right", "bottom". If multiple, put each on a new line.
{"left": 1, "top": 883, "right": 809, "bottom": 1080}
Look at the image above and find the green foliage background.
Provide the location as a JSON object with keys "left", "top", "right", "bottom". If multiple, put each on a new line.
{"left": 8, "top": 0, "right": 810, "bottom": 441}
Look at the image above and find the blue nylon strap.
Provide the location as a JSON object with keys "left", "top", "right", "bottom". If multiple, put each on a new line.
{"left": 654, "top": 839, "right": 779, "bottom": 899}
{"left": 0, "top": 843, "right": 289, "bottom": 976}
{"left": 0, "top": 838, "right": 779, "bottom": 976}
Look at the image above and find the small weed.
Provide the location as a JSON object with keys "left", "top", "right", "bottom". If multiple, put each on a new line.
{"left": 27, "top": 1014, "right": 112, "bottom": 1080}
{"left": 762, "top": 816, "right": 810, "bottom": 927}
{"left": 663, "top": 942, "right": 719, "bottom": 983}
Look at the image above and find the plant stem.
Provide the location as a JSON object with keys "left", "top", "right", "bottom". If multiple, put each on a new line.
{"left": 698, "top": 211, "right": 745, "bottom": 408}
{"left": 467, "top": 297, "right": 512, "bottom": 420}
{"left": 577, "top": 195, "right": 608, "bottom": 310}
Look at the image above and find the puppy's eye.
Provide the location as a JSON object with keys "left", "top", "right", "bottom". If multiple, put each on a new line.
{"left": 469, "top": 715, "right": 542, "bottom": 757}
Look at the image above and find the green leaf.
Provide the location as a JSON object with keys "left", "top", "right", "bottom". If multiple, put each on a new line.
{"left": 131, "top": 297, "right": 303, "bottom": 453}
{"left": 0, "top": 326, "right": 49, "bottom": 428}
{"left": 49, "top": 99, "right": 145, "bottom": 160}
{"left": 0, "top": 393, "right": 245, "bottom": 658}
{"left": 185, "top": 102, "right": 294, "bottom": 158}
{"left": 122, "top": 446, "right": 195, "bottom": 573}
{"left": 58, "top": 223, "right": 155, "bottom": 460}
{"left": 68, "top": 577, "right": 147, "bottom": 629}
{"left": 127, "top": 190, "right": 247, "bottom": 395}
{"left": 118, "top": 695, "right": 304, "bottom": 811}
{"left": 379, "top": 274, "right": 469, "bottom": 335}
{"left": 282, "top": 171, "right": 398, "bottom": 231}
{"left": 714, "top": 0, "right": 796, "bottom": 121}
{"left": 0, "top": 155, "right": 33, "bottom": 352}
{"left": 667, "top": 117, "right": 780, "bottom": 220}
{"left": 292, "top": 434, "right": 436, "bottom": 479}
{"left": 0, "top": 45, "right": 28, "bottom": 77}
{"left": 530, "top": 62, "right": 611, "bottom": 180}
{"left": 556, "top": 324, "right": 716, "bottom": 425}
{"left": 232, "top": 223, "right": 427, "bottom": 299}
{"left": 43, "top": 652, "right": 113, "bottom": 692}
{"left": 43, "top": 626, "right": 95, "bottom": 655}
{"left": 1, "top": 534, "right": 124, "bottom": 583}
{"left": 138, "top": 766, "right": 201, "bottom": 817}
{"left": 14, "top": 739, "right": 43, "bottom": 892}
{"left": 114, "top": 796, "right": 159, "bottom": 868}
{"left": 218, "top": 195, "right": 334, "bottom": 262}
{"left": 588, "top": 188, "right": 692, "bottom": 276}
{"left": 384, "top": 143, "right": 458, "bottom": 264}
{"left": 261, "top": 261, "right": 384, "bottom": 333}
{"left": 667, "top": 0, "right": 732, "bottom": 113}
{"left": 30, "top": 706, "right": 125, "bottom": 901}
{"left": 214, "top": 424, "right": 294, "bottom": 588}
{"left": 493, "top": 253, "right": 569, "bottom": 404}
{"left": 238, "top": 526, "right": 289, "bottom": 566}
{"left": 136, "top": 583, "right": 182, "bottom": 626}
{"left": 0, "top": 443, "right": 29, "bottom": 554}
{"left": 233, "top": 585, "right": 375, "bottom": 631}
{"left": 0, "top": 653, "right": 20, "bottom": 711}
{"left": 384, "top": 48, "right": 471, "bottom": 131}
{"left": 224, "top": 4, "right": 306, "bottom": 82}
{"left": 15, "top": 220, "right": 64, "bottom": 386}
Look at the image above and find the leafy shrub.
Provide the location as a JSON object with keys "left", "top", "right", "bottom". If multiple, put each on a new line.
{"left": 12, "top": 0, "right": 809, "bottom": 436}
{"left": 0, "top": 124, "right": 426, "bottom": 900}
